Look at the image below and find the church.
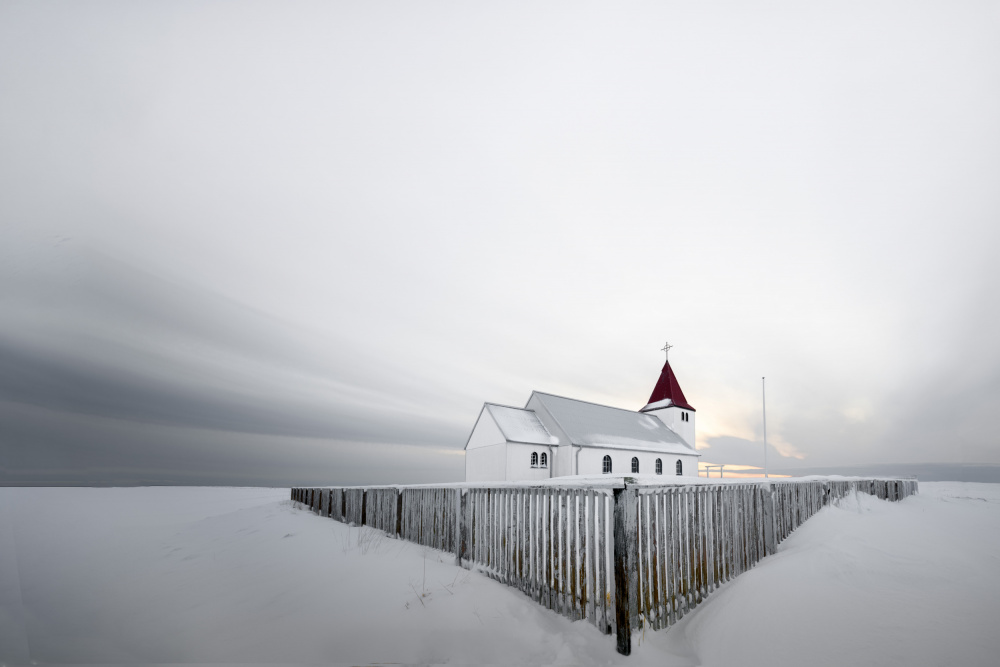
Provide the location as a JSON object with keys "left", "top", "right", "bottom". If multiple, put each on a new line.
{"left": 464, "top": 352, "right": 701, "bottom": 481}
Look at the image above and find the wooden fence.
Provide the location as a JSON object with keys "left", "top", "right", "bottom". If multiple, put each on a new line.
{"left": 291, "top": 477, "right": 916, "bottom": 655}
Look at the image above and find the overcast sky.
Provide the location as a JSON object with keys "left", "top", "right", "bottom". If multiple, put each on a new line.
{"left": 2, "top": 1, "right": 999, "bottom": 486}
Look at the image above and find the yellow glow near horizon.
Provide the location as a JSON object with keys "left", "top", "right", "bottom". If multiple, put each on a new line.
{"left": 698, "top": 461, "right": 792, "bottom": 479}
{"left": 699, "top": 462, "right": 761, "bottom": 471}
{"left": 698, "top": 471, "right": 793, "bottom": 479}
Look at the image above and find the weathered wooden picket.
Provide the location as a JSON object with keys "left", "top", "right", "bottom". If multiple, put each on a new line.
{"left": 291, "top": 477, "right": 917, "bottom": 656}
{"left": 463, "top": 486, "right": 617, "bottom": 632}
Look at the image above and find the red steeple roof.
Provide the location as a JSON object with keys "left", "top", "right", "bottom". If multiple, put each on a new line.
{"left": 642, "top": 360, "right": 695, "bottom": 411}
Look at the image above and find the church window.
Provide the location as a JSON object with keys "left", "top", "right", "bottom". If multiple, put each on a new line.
{"left": 656, "top": 458, "right": 663, "bottom": 475}
{"left": 631, "top": 457, "right": 639, "bottom": 474}
{"left": 602, "top": 455, "right": 612, "bottom": 474}
{"left": 531, "top": 452, "right": 539, "bottom": 468}
{"left": 540, "top": 452, "right": 547, "bottom": 468}
{"left": 675, "top": 460, "right": 683, "bottom": 476}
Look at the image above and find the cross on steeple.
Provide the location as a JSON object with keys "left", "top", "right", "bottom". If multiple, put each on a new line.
{"left": 661, "top": 341, "right": 673, "bottom": 361}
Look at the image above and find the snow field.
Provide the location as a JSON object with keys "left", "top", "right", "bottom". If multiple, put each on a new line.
{"left": 1, "top": 483, "right": 999, "bottom": 665}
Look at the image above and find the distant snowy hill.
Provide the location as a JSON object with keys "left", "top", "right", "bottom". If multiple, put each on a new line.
{"left": 772, "top": 462, "right": 1000, "bottom": 483}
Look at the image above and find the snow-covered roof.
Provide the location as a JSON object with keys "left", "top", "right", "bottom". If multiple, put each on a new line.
{"left": 484, "top": 403, "right": 557, "bottom": 445}
{"left": 642, "top": 398, "right": 674, "bottom": 410}
{"left": 528, "top": 392, "right": 699, "bottom": 456}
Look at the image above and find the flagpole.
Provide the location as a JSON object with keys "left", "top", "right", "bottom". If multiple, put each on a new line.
{"left": 762, "top": 376, "right": 768, "bottom": 479}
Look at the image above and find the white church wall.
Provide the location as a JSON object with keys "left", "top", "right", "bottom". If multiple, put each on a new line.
{"left": 550, "top": 444, "right": 576, "bottom": 477}
{"left": 465, "top": 442, "right": 507, "bottom": 482}
{"left": 505, "top": 443, "right": 553, "bottom": 481}
{"left": 676, "top": 454, "right": 697, "bottom": 477}
{"left": 578, "top": 447, "right": 699, "bottom": 477}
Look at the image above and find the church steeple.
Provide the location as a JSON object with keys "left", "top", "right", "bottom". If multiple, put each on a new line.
{"left": 639, "top": 343, "right": 696, "bottom": 447}
{"left": 641, "top": 342, "right": 695, "bottom": 412}
{"left": 642, "top": 359, "right": 695, "bottom": 411}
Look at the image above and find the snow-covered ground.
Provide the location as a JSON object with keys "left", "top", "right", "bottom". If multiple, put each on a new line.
{"left": 1, "top": 483, "right": 998, "bottom": 666}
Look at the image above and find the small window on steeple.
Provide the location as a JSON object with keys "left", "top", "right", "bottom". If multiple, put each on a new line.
{"left": 530, "top": 452, "right": 538, "bottom": 468}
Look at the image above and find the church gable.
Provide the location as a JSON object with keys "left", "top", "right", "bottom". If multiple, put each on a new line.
{"left": 464, "top": 405, "right": 506, "bottom": 450}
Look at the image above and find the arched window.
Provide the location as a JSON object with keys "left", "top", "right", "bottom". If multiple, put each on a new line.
{"left": 602, "top": 455, "right": 612, "bottom": 474}
{"left": 675, "top": 459, "right": 683, "bottom": 476}
{"left": 531, "top": 452, "right": 538, "bottom": 468}
{"left": 540, "top": 452, "right": 547, "bottom": 468}
{"left": 631, "top": 457, "right": 639, "bottom": 474}
{"left": 656, "top": 458, "right": 663, "bottom": 475}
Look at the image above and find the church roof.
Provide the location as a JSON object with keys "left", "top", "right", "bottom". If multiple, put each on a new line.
{"left": 641, "top": 360, "right": 695, "bottom": 412}
{"left": 484, "top": 403, "right": 557, "bottom": 445}
{"left": 528, "top": 392, "right": 697, "bottom": 455}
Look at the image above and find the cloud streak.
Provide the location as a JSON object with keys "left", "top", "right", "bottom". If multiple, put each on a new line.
{"left": 2, "top": 1, "right": 999, "bottom": 484}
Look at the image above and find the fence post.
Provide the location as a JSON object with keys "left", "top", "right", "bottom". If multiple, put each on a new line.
{"left": 613, "top": 482, "right": 637, "bottom": 656}
{"left": 395, "top": 489, "right": 403, "bottom": 537}
{"left": 456, "top": 489, "right": 467, "bottom": 566}
{"left": 762, "top": 484, "right": 777, "bottom": 556}
{"left": 361, "top": 489, "right": 368, "bottom": 526}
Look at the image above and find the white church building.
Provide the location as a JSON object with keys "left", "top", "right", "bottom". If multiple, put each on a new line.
{"left": 464, "top": 356, "right": 701, "bottom": 481}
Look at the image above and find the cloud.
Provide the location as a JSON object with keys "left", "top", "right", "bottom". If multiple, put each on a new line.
{"left": 0, "top": 243, "right": 472, "bottom": 484}
{"left": 0, "top": 243, "right": 466, "bottom": 441}
{"left": 697, "top": 435, "right": 801, "bottom": 469}
{"left": 0, "top": 400, "right": 464, "bottom": 487}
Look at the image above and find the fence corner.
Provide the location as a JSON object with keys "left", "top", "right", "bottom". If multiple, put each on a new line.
{"left": 612, "top": 483, "right": 637, "bottom": 656}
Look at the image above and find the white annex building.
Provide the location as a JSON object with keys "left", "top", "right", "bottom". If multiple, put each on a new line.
{"left": 464, "top": 355, "right": 701, "bottom": 481}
